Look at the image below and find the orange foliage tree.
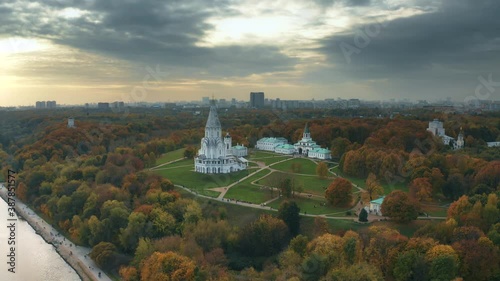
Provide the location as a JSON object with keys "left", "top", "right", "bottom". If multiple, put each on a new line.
{"left": 325, "top": 178, "right": 353, "bottom": 207}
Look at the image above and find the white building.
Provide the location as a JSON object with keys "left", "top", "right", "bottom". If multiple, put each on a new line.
{"left": 256, "top": 123, "right": 331, "bottom": 159}
{"left": 487, "top": 141, "right": 500, "bottom": 147}
{"left": 194, "top": 101, "right": 247, "bottom": 174}
{"left": 256, "top": 137, "right": 288, "bottom": 151}
{"left": 274, "top": 144, "right": 296, "bottom": 154}
{"left": 231, "top": 144, "right": 248, "bottom": 157}
{"left": 294, "top": 123, "right": 321, "bottom": 155}
{"left": 365, "top": 196, "right": 385, "bottom": 216}
{"left": 68, "top": 117, "right": 75, "bottom": 128}
{"left": 308, "top": 148, "right": 332, "bottom": 160}
{"left": 427, "top": 119, "right": 464, "bottom": 149}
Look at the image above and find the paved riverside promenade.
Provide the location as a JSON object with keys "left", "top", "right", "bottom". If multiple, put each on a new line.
{"left": 0, "top": 184, "right": 111, "bottom": 281}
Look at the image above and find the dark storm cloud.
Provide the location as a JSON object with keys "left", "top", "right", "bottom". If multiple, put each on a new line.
{"left": 0, "top": 0, "right": 296, "bottom": 77}
{"left": 319, "top": 0, "right": 500, "bottom": 80}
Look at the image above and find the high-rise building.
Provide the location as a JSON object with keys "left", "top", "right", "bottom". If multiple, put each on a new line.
{"left": 250, "top": 92, "right": 265, "bottom": 109}
{"left": 202, "top": 97, "right": 210, "bottom": 105}
{"left": 36, "top": 101, "right": 46, "bottom": 109}
{"left": 46, "top": 101, "right": 57, "bottom": 108}
{"left": 97, "top": 102, "right": 110, "bottom": 109}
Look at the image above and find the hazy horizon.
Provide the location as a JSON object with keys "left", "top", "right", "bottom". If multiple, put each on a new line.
{"left": 1, "top": 0, "right": 499, "bottom": 107}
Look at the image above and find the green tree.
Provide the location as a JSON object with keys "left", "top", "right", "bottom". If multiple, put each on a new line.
{"left": 325, "top": 178, "right": 353, "bottom": 207}
{"left": 393, "top": 250, "right": 427, "bottom": 281}
{"left": 133, "top": 238, "right": 155, "bottom": 266}
{"left": 151, "top": 207, "right": 177, "bottom": 237}
{"left": 278, "top": 201, "right": 301, "bottom": 236}
{"left": 238, "top": 214, "right": 290, "bottom": 257}
{"left": 358, "top": 208, "right": 368, "bottom": 222}
{"left": 119, "top": 212, "right": 150, "bottom": 253}
{"left": 90, "top": 242, "right": 117, "bottom": 270}
{"left": 425, "top": 245, "right": 459, "bottom": 281}
{"left": 289, "top": 234, "right": 309, "bottom": 256}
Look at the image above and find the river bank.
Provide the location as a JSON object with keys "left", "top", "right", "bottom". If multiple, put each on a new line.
{"left": 0, "top": 184, "right": 112, "bottom": 281}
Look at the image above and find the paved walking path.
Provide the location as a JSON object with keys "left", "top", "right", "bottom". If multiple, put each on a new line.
{"left": 0, "top": 184, "right": 111, "bottom": 281}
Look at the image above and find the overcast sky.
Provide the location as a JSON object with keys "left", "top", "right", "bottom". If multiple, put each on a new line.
{"left": 0, "top": 0, "right": 499, "bottom": 106}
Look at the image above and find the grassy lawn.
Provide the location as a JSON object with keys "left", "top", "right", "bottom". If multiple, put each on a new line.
{"left": 268, "top": 196, "right": 352, "bottom": 216}
{"left": 254, "top": 172, "right": 333, "bottom": 196}
{"left": 224, "top": 169, "right": 275, "bottom": 203}
{"left": 249, "top": 151, "right": 291, "bottom": 166}
{"left": 249, "top": 150, "right": 280, "bottom": 158}
{"left": 421, "top": 204, "right": 448, "bottom": 217}
{"left": 270, "top": 157, "right": 318, "bottom": 175}
{"left": 155, "top": 165, "right": 249, "bottom": 197}
{"left": 331, "top": 166, "right": 366, "bottom": 188}
{"left": 371, "top": 220, "right": 439, "bottom": 237}
{"left": 156, "top": 148, "right": 186, "bottom": 165}
{"left": 156, "top": 158, "right": 193, "bottom": 168}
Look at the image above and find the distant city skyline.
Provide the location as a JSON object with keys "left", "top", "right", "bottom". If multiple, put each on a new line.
{"left": 2, "top": 93, "right": 494, "bottom": 108}
{"left": 1, "top": 0, "right": 499, "bottom": 107}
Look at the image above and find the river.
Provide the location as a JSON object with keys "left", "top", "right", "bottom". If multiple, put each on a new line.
{"left": 0, "top": 198, "right": 81, "bottom": 281}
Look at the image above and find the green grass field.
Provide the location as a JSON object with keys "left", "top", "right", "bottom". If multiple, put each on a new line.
{"left": 270, "top": 157, "right": 319, "bottom": 175}
{"left": 156, "top": 158, "right": 193, "bottom": 168}
{"left": 268, "top": 196, "right": 352, "bottom": 216}
{"left": 156, "top": 148, "right": 186, "bottom": 165}
{"left": 155, "top": 165, "right": 249, "bottom": 197}
{"left": 224, "top": 169, "right": 275, "bottom": 203}
{"left": 249, "top": 151, "right": 291, "bottom": 166}
{"left": 256, "top": 172, "right": 333, "bottom": 196}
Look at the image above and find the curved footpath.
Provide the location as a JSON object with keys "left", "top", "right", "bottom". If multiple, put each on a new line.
{"left": 0, "top": 184, "right": 111, "bottom": 281}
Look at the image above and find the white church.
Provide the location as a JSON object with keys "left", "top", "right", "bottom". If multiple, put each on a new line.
{"left": 427, "top": 119, "right": 464, "bottom": 150}
{"left": 194, "top": 100, "right": 247, "bottom": 174}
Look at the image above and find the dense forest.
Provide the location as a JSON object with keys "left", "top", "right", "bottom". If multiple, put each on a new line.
{"left": 1, "top": 107, "right": 499, "bottom": 281}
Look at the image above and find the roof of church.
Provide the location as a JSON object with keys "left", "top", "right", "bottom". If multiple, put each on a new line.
{"left": 206, "top": 101, "right": 221, "bottom": 128}
{"left": 370, "top": 196, "right": 385, "bottom": 205}
{"left": 304, "top": 122, "right": 310, "bottom": 134}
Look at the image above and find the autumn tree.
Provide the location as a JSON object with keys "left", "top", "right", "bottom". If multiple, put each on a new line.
{"left": 316, "top": 162, "right": 328, "bottom": 179}
{"left": 409, "top": 177, "right": 433, "bottom": 202}
{"left": 381, "top": 190, "right": 420, "bottom": 223}
{"left": 325, "top": 263, "right": 384, "bottom": 281}
{"left": 452, "top": 237, "right": 500, "bottom": 280}
{"left": 325, "top": 178, "right": 353, "bottom": 207}
{"left": 364, "top": 173, "right": 383, "bottom": 201}
{"left": 140, "top": 252, "right": 196, "bottom": 281}
{"left": 364, "top": 226, "right": 408, "bottom": 276}
{"left": 425, "top": 245, "right": 459, "bottom": 281}
{"left": 183, "top": 146, "right": 197, "bottom": 159}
